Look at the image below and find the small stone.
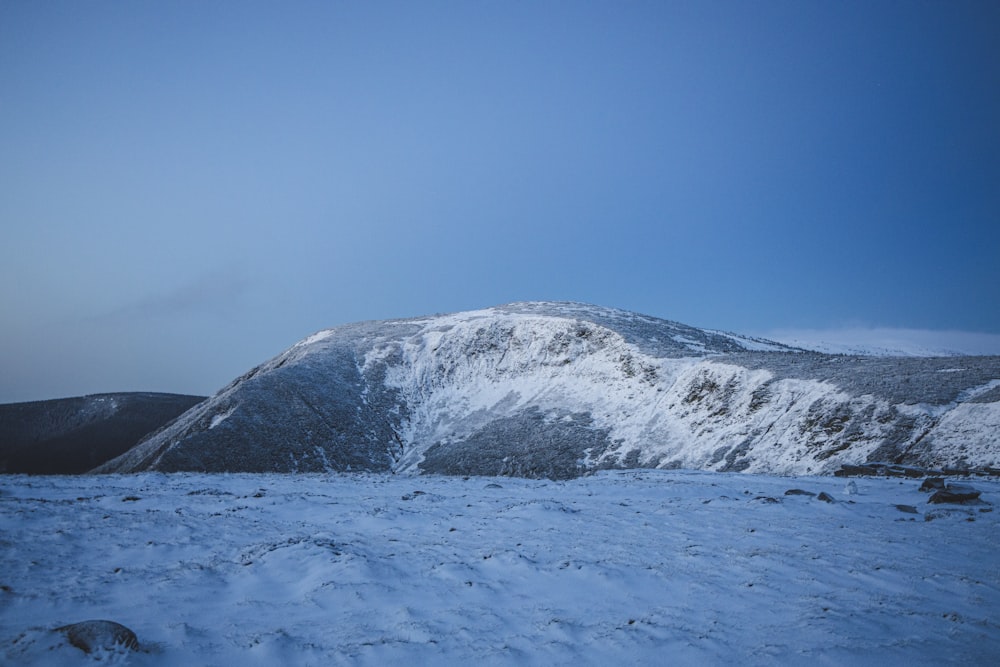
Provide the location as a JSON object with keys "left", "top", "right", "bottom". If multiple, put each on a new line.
{"left": 816, "top": 492, "right": 836, "bottom": 503}
{"left": 894, "top": 504, "right": 919, "bottom": 514}
{"left": 785, "top": 489, "right": 816, "bottom": 497}
{"left": 56, "top": 620, "right": 138, "bottom": 654}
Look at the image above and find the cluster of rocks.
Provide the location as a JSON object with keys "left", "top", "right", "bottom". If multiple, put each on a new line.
{"left": 835, "top": 463, "right": 1000, "bottom": 479}
{"left": 782, "top": 488, "right": 838, "bottom": 503}
{"left": 919, "top": 477, "right": 985, "bottom": 505}
{"left": 781, "top": 473, "right": 990, "bottom": 516}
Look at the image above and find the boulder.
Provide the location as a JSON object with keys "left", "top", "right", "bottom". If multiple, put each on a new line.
{"left": 927, "top": 487, "right": 982, "bottom": 505}
{"left": 919, "top": 477, "right": 946, "bottom": 492}
{"left": 55, "top": 620, "right": 138, "bottom": 654}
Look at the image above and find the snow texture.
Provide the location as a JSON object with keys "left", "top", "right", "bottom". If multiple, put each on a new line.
{"left": 94, "top": 302, "right": 1000, "bottom": 477}
{"left": 1, "top": 471, "right": 998, "bottom": 665}
{"left": 763, "top": 327, "right": 1000, "bottom": 358}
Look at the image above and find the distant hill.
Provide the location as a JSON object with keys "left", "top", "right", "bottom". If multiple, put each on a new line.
{"left": 93, "top": 302, "right": 1000, "bottom": 477}
{"left": 0, "top": 393, "right": 206, "bottom": 474}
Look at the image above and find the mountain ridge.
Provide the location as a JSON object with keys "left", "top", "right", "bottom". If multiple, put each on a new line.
{"left": 0, "top": 393, "right": 206, "bottom": 474}
{"left": 92, "top": 302, "right": 1000, "bottom": 477}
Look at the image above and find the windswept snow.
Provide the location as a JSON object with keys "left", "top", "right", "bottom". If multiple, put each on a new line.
{"left": 1, "top": 472, "right": 998, "bottom": 665}
{"left": 208, "top": 407, "right": 234, "bottom": 430}
{"left": 293, "top": 330, "right": 336, "bottom": 349}
{"left": 706, "top": 330, "right": 795, "bottom": 353}
{"left": 763, "top": 328, "right": 1000, "bottom": 357}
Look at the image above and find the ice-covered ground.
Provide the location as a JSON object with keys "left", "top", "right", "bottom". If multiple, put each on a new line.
{"left": 1, "top": 471, "right": 998, "bottom": 666}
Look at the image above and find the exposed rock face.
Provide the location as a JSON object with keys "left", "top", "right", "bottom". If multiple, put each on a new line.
{"left": 93, "top": 302, "right": 1000, "bottom": 478}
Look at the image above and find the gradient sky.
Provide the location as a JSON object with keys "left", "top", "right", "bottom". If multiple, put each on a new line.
{"left": 2, "top": 1, "right": 999, "bottom": 402}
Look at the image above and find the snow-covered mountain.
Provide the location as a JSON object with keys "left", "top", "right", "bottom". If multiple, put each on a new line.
{"left": 96, "top": 302, "right": 1000, "bottom": 477}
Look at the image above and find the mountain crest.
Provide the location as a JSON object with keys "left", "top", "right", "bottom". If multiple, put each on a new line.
{"left": 95, "top": 303, "right": 1000, "bottom": 477}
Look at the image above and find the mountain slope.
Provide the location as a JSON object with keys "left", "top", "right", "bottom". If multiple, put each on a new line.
{"left": 0, "top": 393, "right": 206, "bottom": 474}
{"left": 96, "top": 302, "right": 1000, "bottom": 477}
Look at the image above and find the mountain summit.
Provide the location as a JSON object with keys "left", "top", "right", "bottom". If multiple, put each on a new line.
{"left": 96, "top": 302, "right": 1000, "bottom": 477}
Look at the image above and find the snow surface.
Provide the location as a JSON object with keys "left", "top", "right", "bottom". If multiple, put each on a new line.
{"left": 763, "top": 328, "right": 1000, "bottom": 357}
{"left": 706, "top": 330, "right": 795, "bottom": 353}
{"left": 208, "top": 408, "right": 234, "bottom": 430}
{"left": 293, "top": 331, "right": 336, "bottom": 349}
{"left": 2, "top": 472, "right": 998, "bottom": 665}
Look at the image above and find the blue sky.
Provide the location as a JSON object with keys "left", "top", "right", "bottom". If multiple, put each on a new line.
{"left": 2, "top": 1, "right": 999, "bottom": 402}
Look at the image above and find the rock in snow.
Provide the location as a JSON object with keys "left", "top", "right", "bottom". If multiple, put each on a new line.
{"left": 920, "top": 477, "right": 947, "bottom": 492}
{"left": 55, "top": 620, "right": 138, "bottom": 653}
{"left": 92, "top": 302, "right": 1000, "bottom": 478}
{"left": 928, "top": 486, "right": 984, "bottom": 505}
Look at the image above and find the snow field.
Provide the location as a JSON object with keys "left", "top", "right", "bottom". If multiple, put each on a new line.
{"left": 1, "top": 471, "right": 998, "bottom": 666}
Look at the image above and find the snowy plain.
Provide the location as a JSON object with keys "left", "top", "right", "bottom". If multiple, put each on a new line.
{"left": 2, "top": 471, "right": 998, "bottom": 665}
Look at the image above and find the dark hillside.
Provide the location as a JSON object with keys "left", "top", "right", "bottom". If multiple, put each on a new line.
{"left": 0, "top": 393, "right": 205, "bottom": 474}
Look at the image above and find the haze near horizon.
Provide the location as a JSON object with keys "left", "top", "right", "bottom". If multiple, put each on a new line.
{"left": 2, "top": 1, "right": 998, "bottom": 402}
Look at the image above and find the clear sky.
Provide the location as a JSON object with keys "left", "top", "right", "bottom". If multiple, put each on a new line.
{"left": 2, "top": 1, "right": 999, "bottom": 402}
